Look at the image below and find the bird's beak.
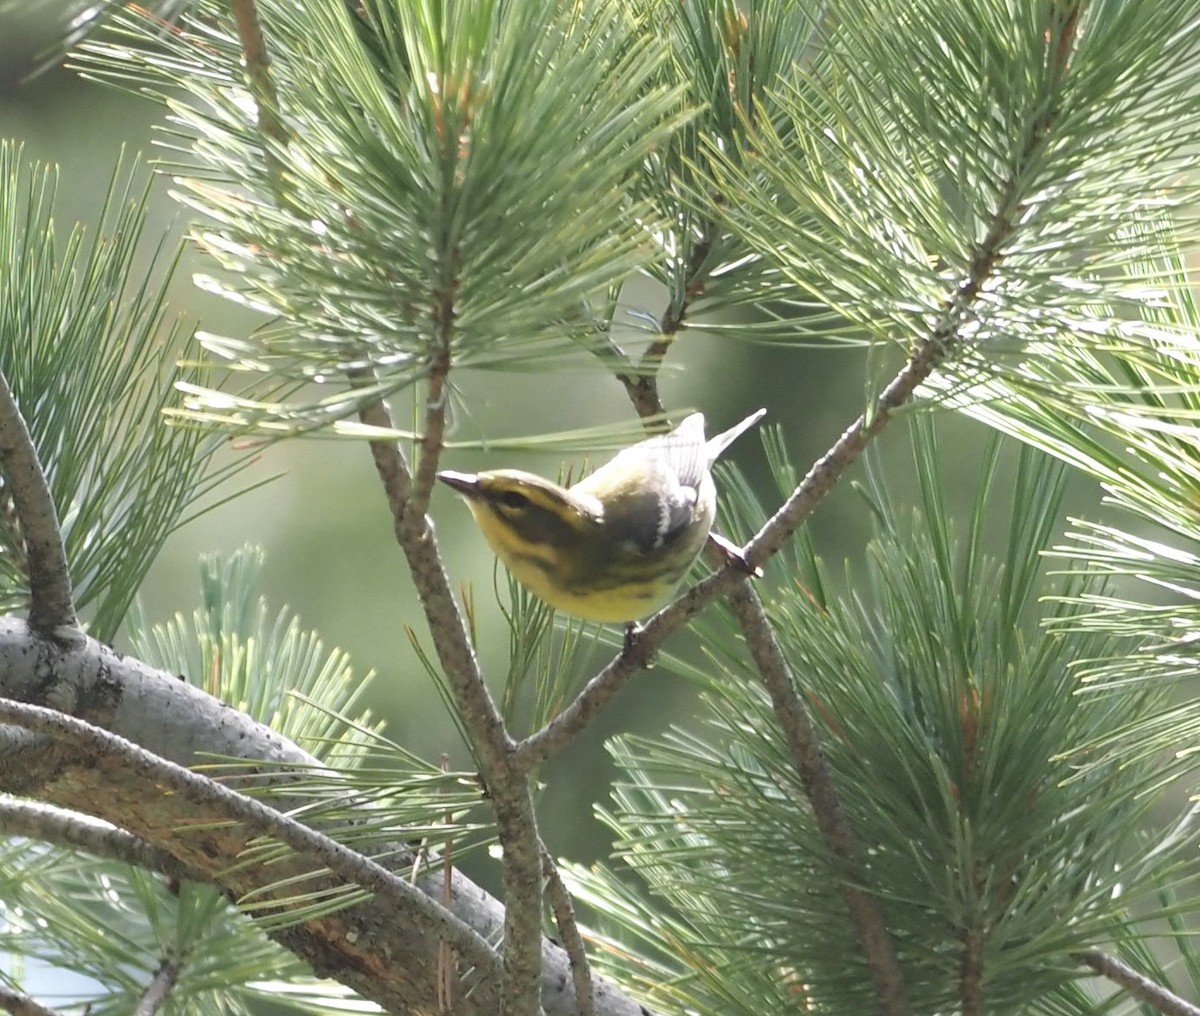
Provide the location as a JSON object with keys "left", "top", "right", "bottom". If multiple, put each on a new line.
{"left": 437, "top": 470, "right": 482, "bottom": 500}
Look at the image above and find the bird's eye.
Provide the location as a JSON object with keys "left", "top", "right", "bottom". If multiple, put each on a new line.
{"left": 496, "top": 489, "right": 530, "bottom": 511}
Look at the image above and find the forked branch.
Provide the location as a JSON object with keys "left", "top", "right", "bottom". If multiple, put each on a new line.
{"left": 0, "top": 368, "right": 75, "bottom": 633}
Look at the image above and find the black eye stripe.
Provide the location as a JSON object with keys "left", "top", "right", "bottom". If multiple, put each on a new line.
{"left": 496, "top": 489, "right": 531, "bottom": 510}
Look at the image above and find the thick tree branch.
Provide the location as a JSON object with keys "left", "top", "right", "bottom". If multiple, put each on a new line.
{"left": 0, "top": 620, "right": 644, "bottom": 1016}
{"left": 0, "top": 368, "right": 75, "bottom": 633}
{"left": 0, "top": 696, "right": 498, "bottom": 976}
{"left": 1074, "top": 949, "right": 1200, "bottom": 1016}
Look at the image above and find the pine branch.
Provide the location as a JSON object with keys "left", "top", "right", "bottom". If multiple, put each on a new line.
{"left": 610, "top": 240, "right": 912, "bottom": 1016}
{"left": 219, "top": 1, "right": 545, "bottom": 1001}
{"left": 0, "top": 144, "right": 246, "bottom": 642}
{"left": 517, "top": 287, "right": 956, "bottom": 769}
{"left": 0, "top": 367, "right": 75, "bottom": 633}
{"left": 529, "top": 6, "right": 1087, "bottom": 986}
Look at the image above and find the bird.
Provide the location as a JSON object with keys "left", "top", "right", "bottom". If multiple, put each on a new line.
{"left": 438, "top": 409, "right": 765, "bottom": 622}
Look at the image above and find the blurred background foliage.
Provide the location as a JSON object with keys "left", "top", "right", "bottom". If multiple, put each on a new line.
{"left": 0, "top": 0, "right": 1146, "bottom": 877}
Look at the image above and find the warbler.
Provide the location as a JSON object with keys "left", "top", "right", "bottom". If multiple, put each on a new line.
{"left": 438, "top": 409, "right": 765, "bottom": 622}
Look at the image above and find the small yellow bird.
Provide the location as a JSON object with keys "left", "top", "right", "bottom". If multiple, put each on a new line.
{"left": 438, "top": 409, "right": 765, "bottom": 622}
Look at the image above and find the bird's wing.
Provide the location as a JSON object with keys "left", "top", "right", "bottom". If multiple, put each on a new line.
{"left": 641, "top": 413, "right": 708, "bottom": 491}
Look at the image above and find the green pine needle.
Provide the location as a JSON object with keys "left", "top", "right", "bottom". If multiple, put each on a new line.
{"left": 576, "top": 419, "right": 1197, "bottom": 1015}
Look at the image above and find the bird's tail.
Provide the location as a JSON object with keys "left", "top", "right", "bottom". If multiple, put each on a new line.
{"left": 706, "top": 407, "right": 767, "bottom": 462}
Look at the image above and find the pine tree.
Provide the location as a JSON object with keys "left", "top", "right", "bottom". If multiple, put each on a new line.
{"left": 1, "top": 2, "right": 1198, "bottom": 1015}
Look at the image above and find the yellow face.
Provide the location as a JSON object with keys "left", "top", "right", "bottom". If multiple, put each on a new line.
{"left": 442, "top": 469, "right": 691, "bottom": 622}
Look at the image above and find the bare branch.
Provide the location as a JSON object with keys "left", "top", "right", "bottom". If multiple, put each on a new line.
{"left": 1074, "top": 949, "right": 1200, "bottom": 1016}
{"left": 0, "top": 985, "right": 64, "bottom": 1016}
{"left": 725, "top": 583, "right": 910, "bottom": 1016}
{"left": 132, "top": 959, "right": 179, "bottom": 1016}
{"left": 542, "top": 844, "right": 595, "bottom": 1016}
{"left": 355, "top": 389, "right": 546, "bottom": 1015}
{"left": 0, "top": 799, "right": 196, "bottom": 883}
{"left": 0, "top": 367, "right": 75, "bottom": 633}
{"left": 614, "top": 336, "right": 671, "bottom": 420}
{"left": 410, "top": 311, "right": 454, "bottom": 518}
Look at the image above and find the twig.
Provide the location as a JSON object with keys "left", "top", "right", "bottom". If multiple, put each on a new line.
{"left": 353, "top": 390, "right": 546, "bottom": 1016}
{"left": 132, "top": 959, "right": 179, "bottom": 1016}
{"left": 514, "top": 624, "right": 656, "bottom": 767}
{"left": 0, "top": 985, "right": 64, "bottom": 1016}
{"left": 412, "top": 346, "right": 451, "bottom": 517}
{"left": 0, "top": 798, "right": 197, "bottom": 884}
{"left": 959, "top": 921, "right": 984, "bottom": 1016}
{"left": 516, "top": 319, "right": 950, "bottom": 768}
{"left": 610, "top": 206, "right": 919, "bottom": 1014}
{"left": 438, "top": 752, "right": 456, "bottom": 1013}
{"left": 1074, "top": 949, "right": 1200, "bottom": 1016}
{"left": 229, "top": 0, "right": 290, "bottom": 194}
{"left": 615, "top": 219, "right": 719, "bottom": 419}
{"left": 410, "top": 254, "right": 458, "bottom": 516}
{"left": 0, "top": 696, "right": 499, "bottom": 978}
{"left": 221, "top": 7, "right": 664, "bottom": 1002}
{"left": 726, "top": 583, "right": 910, "bottom": 1016}
{"left": 0, "top": 367, "right": 76, "bottom": 633}
{"left": 353, "top": 385, "right": 514, "bottom": 771}
{"left": 614, "top": 336, "right": 671, "bottom": 420}
{"left": 541, "top": 842, "right": 595, "bottom": 1016}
